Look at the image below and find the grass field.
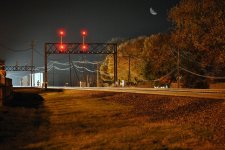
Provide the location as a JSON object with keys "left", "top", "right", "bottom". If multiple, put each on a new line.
{"left": 0, "top": 88, "right": 224, "bottom": 149}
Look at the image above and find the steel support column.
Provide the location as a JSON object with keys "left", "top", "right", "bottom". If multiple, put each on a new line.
{"left": 44, "top": 43, "right": 48, "bottom": 90}
{"left": 114, "top": 45, "right": 118, "bottom": 84}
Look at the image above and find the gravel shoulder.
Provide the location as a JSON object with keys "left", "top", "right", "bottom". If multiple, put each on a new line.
{"left": 0, "top": 88, "right": 224, "bottom": 149}
{"left": 91, "top": 91, "right": 225, "bottom": 147}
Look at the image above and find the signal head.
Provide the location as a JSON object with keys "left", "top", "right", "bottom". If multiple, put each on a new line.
{"left": 58, "top": 29, "right": 65, "bottom": 36}
{"left": 58, "top": 44, "right": 67, "bottom": 52}
{"left": 80, "top": 44, "right": 88, "bottom": 52}
{"left": 81, "top": 30, "right": 87, "bottom": 36}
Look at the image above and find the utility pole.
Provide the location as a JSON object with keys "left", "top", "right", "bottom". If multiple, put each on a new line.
{"left": 177, "top": 18, "right": 183, "bottom": 89}
{"left": 97, "top": 63, "right": 99, "bottom": 87}
{"left": 44, "top": 43, "right": 48, "bottom": 90}
{"left": 128, "top": 55, "right": 131, "bottom": 84}
{"left": 123, "top": 54, "right": 132, "bottom": 85}
{"left": 85, "top": 59, "right": 88, "bottom": 87}
{"left": 86, "top": 74, "right": 89, "bottom": 87}
{"left": 177, "top": 48, "right": 180, "bottom": 88}
{"left": 69, "top": 54, "right": 72, "bottom": 86}
{"left": 52, "top": 63, "right": 54, "bottom": 86}
{"left": 31, "top": 40, "right": 35, "bottom": 87}
{"left": 82, "top": 56, "right": 86, "bottom": 86}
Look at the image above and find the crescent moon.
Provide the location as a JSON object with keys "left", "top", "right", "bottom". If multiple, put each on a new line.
{"left": 150, "top": 7, "right": 157, "bottom": 15}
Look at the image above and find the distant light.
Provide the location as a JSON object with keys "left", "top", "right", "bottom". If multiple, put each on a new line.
{"left": 81, "top": 44, "right": 88, "bottom": 52}
{"left": 60, "top": 45, "right": 64, "bottom": 49}
{"left": 59, "top": 30, "right": 65, "bottom": 36}
{"left": 81, "top": 30, "right": 87, "bottom": 36}
{"left": 58, "top": 44, "right": 67, "bottom": 52}
{"left": 82, "top": 44, "right": 87, "bottom": 50}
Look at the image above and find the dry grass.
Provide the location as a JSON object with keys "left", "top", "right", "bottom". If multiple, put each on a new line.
{"left": 0, "top": 88, "right": 224, "bottom": 149}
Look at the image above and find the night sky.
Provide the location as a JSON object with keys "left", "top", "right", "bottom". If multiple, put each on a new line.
{"left": 1, "top": 0, "right": 180, "bottom": 85}
{"left": 0, "top": 0, "right": 180, "bottom": 65}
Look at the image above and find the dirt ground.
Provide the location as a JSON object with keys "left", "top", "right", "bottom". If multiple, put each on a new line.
{"left": 0, "top": 88, "right": 224, "bottom": 149}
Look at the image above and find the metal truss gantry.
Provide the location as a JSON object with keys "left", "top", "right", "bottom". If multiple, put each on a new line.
{"left": 5, "top": 66, "right": 35, "bottom": 87}
{"left": 44, "top": 43, "right": 117, "bottom": 89}
{"left": 5, "top": 66, "right": 34, "bottom": 71}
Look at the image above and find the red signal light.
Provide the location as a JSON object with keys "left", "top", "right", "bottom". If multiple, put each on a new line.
{"left": 81, "top": 30, "right": 87, "bottom": 36}
{"left": 80, "top": 44, "right": 88, "bottom": 52}
{"left": 60, "top": 44, "right": 65, "bottom": 49}
{"left": 58, "top": 44, "right": 67, "bottom": 52}
{"left": 82, "top": 44, "right": 87, "bottom": 50}
{"left": 59, "top": 30, "right": 65, "bottom": 36}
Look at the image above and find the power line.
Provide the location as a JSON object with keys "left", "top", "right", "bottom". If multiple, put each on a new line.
{"left": 153, "top": 69, "right": 177, "bottom": 82}
{"left": 170, "top": 48, "right": 217, "bottom": 67}
{"left": 72, "top": 62, "right": 97, "bottom": 73}
{"left": 180, "top": 66, "right": 225, "bottom": 79}
{"left": 54, "top": 66, "right": 72, "bottom": 71}
{"left": 0, "top": 43, "right": 31, "bottom": 52}
{"left": 49, "top": 61, "right": 69, "bottom": 66}
{"left": 73, "top": 60, "right": 102, "bottom": 65}
{"left": 35, "top": 60, "right": 98, "bottom": 73}
{"left": 34, "top": 48, "right": 44, "bottom": 57}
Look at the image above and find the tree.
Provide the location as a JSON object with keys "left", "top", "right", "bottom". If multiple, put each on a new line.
{"left": 169, "top": 0, "right": 225, "bottom": 88}
{"left": 100, "top": 37, "right": 146, "bottom": 84}
{"left": 101, "top": 34, "right": 177, "bottom": 87}
{"left": 142, "top": 34, "right": 176, "bottom": 85}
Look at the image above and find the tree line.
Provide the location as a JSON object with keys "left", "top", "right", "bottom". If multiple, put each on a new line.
{"left": 101, "top": 0, "right": 225, "bottom": 88}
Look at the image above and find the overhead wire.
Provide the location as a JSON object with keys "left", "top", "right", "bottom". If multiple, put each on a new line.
{"left": 35, "top": 60, "right": 99, "bottom": 73}
{"left": 180, "top": 66, "right": 225, "bottom": 79}
{"left": 170, "top": 48, "right": 217, "bottom": 67}
{"left": 153, "top": 68, "right": 177, "bottom": 81}
{"left": 0, "top": 43, "right": 31, "bottom": 52}
{"left": 167, "top": 48, "right": 225, "bottom": 80}
{"left": 72, "top": 62, "right": 97, "bottom": 73}
{"left": 54, "top": 66, "right": 72, "bottom": 71}
{"left": 73, "top": 60, "right": 101, "bottom": 65}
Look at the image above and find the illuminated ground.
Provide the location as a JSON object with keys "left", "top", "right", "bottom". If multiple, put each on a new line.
{"left": 0, "top": 88, "right": 224, "bottom": 149}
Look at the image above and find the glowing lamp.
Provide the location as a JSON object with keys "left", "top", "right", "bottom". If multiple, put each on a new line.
{"left": 81, "top": 44, "right": 88, "bottom": 52}
{"left": 58, "top": 44, "right": 67, "bottom": 52}
{"left": 59, "top": 30, "right": 65, "bottom": 36}
{"left": 81, "top": 30, "right": 87, "bottom": 36}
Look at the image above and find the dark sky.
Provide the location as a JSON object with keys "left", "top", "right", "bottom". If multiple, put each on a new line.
{"left": 0, "top": 0, "right": 180, "bottom": 66}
